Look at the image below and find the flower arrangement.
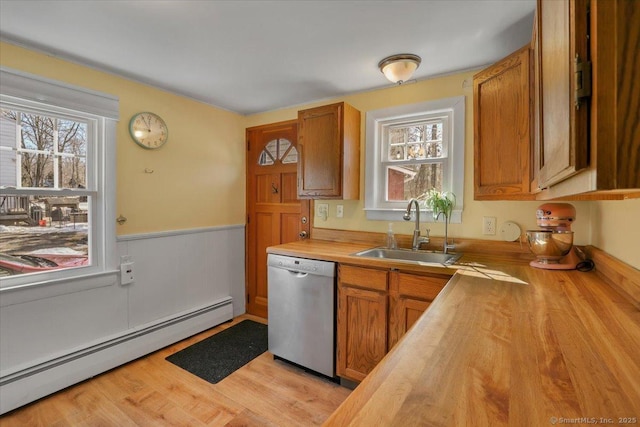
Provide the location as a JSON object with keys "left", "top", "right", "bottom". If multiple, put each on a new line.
{"left": 424, "top": 189, "right": 456, "bottom": 222}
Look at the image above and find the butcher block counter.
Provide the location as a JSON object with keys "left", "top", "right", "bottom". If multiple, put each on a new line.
{"left": 267, "top": 239, "right": 640, "bottom": 426}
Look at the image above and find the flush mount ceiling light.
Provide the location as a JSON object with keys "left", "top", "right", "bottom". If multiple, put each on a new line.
{"left": 378, "top": 54, "right": 422, "bottom": 85}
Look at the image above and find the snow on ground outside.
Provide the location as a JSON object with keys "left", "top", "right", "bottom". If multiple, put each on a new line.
{"left": 0, "top": 223, "right": 88, "bottom": 255}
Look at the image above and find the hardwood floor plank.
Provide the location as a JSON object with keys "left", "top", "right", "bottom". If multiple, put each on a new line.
{"left": 0, "top": 315, "right": 350, "bottom": 426}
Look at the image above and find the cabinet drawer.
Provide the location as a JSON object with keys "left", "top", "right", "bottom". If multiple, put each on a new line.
{"left": 339, "top": 265, "right": 388, "bottom": 292}
{"left": 394, "top": 272, "right": 448, "bottom": 301}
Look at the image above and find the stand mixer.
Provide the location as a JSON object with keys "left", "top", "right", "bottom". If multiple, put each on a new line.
{"left": 526, "top": 203, "right": 582, "bottom": 270}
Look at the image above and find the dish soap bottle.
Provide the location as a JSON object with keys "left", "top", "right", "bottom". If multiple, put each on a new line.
{"left": 386, "top": 223, "right": 397, "bottom": 249}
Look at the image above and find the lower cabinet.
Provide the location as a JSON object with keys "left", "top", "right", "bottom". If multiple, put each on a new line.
{"left": 336, "top": 264, "right": 450, "bottom": 382}
{"left": 336, "top": 265, "right": 388, "bottom": 382}
{"left": 388, "top": 271, "right": 449, "bottom": 349}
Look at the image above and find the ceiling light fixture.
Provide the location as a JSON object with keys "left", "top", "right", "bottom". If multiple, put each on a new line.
{"left": 378, "top": 54, "right": 422, "bottom": 85}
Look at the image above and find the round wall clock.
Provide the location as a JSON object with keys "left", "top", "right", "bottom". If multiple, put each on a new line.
{"left": 129, "top": 112, "right": 168, "bottom": 149}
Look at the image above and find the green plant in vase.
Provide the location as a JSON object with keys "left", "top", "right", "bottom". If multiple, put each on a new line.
{"left": 423, "top": 189, "right": 456, "bottom": 253}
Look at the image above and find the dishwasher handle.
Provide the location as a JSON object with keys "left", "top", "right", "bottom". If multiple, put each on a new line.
{"left": 286, "top": 270, "right": 309, "bottom": 278}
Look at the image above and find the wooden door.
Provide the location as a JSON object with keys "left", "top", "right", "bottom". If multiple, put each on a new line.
{"left": 537, "top": 0, "right": 589, "bottom": 188}
{"left": 246, "top": 120, "right": 310, "bottom": 318}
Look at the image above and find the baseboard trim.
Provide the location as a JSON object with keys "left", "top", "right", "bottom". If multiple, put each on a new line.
{"left": 0, "top": 297, "right": 233, "bottom": 415}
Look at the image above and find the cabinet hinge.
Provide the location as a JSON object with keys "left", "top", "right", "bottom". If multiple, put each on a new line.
{"left": 574, "top": 54, "right": 592, "bottom": 109}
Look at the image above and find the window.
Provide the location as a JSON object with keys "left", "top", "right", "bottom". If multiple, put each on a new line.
{"left": 257, "top": 138, "right": 298, "bottom": 165}
{"left": 0, "top": 67, "right": 117, "bottom": 288}
{"left": 364, "top": 96, "right": 464, "bottom": 222}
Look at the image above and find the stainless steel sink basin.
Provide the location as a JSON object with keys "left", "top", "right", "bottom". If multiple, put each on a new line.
{"left": 353, "top": 247, "right": 462, "bottom": 265}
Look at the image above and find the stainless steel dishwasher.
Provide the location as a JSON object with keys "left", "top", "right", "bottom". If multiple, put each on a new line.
{"left": 267, "top": 253, "right": 336, "bottom": 378}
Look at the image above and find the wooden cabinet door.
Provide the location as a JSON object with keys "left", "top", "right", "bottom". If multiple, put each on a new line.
{"left": 473, "top": 45, "right": 535, "bottom": 200}
{"left": 336, "top": 265, "right": 388, "bottom": 382}
{"left": 388, "top": 271, "right": 448, "bottom": 349}
{"left": 297, "top": 102, "right": 360, "bottom": 200}
{"left": 536, "top": 0, "right": 589, "bottom": 188}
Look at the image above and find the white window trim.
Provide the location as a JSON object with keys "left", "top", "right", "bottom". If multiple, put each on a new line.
{"left": 0, "top": 67, "right": 118, "bottom": 291}
{"left": 364, "top": 96, "right": 465, "bottom": 223}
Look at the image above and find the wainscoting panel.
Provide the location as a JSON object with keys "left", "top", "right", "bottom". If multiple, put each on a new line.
{"left": 118, "top": 225, "right": 246, "bottom": 327}
{"left": 0, "top": 225, "right": 245, "bottom": 414}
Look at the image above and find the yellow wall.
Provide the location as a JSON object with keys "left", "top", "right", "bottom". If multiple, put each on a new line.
{"left": 590, "top": 199, "right": 640, "bottom": 267}
{"left": 3, "top": 42, "right": 637, "bottom": 268}
{"left": 246, "top": 72, "right": 639, "bottom": 269}
{"left": 0, "top": 42, "right": 246, "bottom": 234}
{"left": 245, "top": 73, "right": 593, "bottom": 245}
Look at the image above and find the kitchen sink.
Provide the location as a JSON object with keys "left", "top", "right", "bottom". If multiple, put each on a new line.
{"left": 353, "top": 247, "right": 462, "bottom": 265}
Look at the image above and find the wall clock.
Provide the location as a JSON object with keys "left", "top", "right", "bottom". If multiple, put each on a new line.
{"left": 129, "top": 112, "right": 168, "bottom": 149}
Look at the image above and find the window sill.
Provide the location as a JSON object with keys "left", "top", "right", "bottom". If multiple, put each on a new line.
{"left": 0, "top": 269, "right": 119, "bottom": 307}
{"left": 364, "top": 208, "right": 462, "bottom": 223}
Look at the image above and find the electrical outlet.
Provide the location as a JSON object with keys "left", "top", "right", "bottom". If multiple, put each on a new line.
{"left": 336, "top": 205, "right": 344, "bottom": 218}
{"left": 120, "top": 262, "right": 135, "bottom": 285}
{"left": 316, "top": 203, "right": 329, "bottom": 221}
{"left": 483, "top": 216, "right": 497, "bottom": 235}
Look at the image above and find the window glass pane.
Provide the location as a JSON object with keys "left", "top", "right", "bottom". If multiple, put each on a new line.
{"left": 21, "top": 152, "right": 54, "bottom": 187}
{"left": 281, "top": 145, "right": 298, "bottom": 164}
{"left": 386, "top": 163, "right": 443, "bottom": 201}
{"left": 265, "top": 139, "right": 277, "bottom": 158}
{"left": 20, "top": 112, "right": 54, "bottom": 151}
{"left": 258, "top": 138, "right": 298, "bottom": 165}
{"left": 426, "top": 123, "right": 442, "bottom": 141}
{"left": 277, "top": 139, "right": 290, "bottom": 159}
{"left": 407, "top": 143, "right": 425, "bottom": 160}
{"left": 386, "top": 120, "right": 443, "bottom": 161}
{"left": 389, "top": 128, "right": 406, "bottom": 144}
{"left": 59, "top": 156, "right": 87, "bottom": 188}
{"left": 0, "top": 194, "right": 89, "bottom": 277}
{"left": 57, "top": 119, "right": 87, "bottom": 154}
{"left": 407, "top": 125, "right": 423, "bottom": 142}
{"left": 258, "top": 151, "right": 274, "bottom": 165}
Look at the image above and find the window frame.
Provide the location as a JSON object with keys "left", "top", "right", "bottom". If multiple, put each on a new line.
{"left": 364, "top": 96, "right": 465, "bottom": 222}
{"left": 0, "top": 67, "right": 118, "bottom": 291}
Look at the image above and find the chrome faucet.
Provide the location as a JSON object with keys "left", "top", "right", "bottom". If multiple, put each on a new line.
{"left": 403, "top": 198, "right": 430, "bottom": 251}
{"left": 434, "top": 211, "right": 455, "bottom": 254}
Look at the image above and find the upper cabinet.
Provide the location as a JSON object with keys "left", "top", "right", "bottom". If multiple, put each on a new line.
{"left": 474, "top": 0, "right": 640, "bottom": 201}
{"left": 473, "top": 45, "right": 535, "bottom": 200}
{"left": 297, "top": 102, "right": 361, "bottom": 199}
{"left": 535, "top": 0, "right": 590, "bottom": 189}
{"left": 535, "top": 0, "right": 640, "bottom": 199}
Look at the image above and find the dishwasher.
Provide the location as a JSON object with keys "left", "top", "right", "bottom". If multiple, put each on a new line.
{"left": 267, "top": 253, "right": 336, "bottom": 378}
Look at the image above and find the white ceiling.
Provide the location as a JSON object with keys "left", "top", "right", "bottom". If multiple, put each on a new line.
{"left": 0, "top": 0, "right": 535, "bottom": 115}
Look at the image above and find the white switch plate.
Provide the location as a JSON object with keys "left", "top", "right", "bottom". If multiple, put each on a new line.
{"left": 483, "top": 216, "right": 497, "bottom": 235}
{"left": 336, "top": 204, "right": 344, "bottom": 218}
{"left": 316, "top": 203, "right": 328, "bottom": 220}
{"left": 120, "top": 262, "right": 135, "bottom": 285}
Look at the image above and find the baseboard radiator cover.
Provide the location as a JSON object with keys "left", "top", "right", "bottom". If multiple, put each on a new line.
{"left": 0, "top": 297, "right": 233, "bottom": 415}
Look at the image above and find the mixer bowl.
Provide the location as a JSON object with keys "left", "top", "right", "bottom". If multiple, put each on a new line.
{"left": 526, "top": 230, "right": 574, "bottom": 263}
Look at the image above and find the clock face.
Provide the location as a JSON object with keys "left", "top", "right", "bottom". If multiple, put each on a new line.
{"left": 129, "top": 112, "right": 168, "bottom": 149}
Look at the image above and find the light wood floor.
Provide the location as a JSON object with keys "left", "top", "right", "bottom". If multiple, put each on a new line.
{"left": 0, "top": 315, "right": 351, "bottom": 426}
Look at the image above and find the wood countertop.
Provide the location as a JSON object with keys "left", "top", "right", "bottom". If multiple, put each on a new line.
{"left": 267, "top": 239, "right": 640, "bottom": 426}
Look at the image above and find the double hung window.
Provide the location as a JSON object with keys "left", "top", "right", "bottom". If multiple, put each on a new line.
{"left": 364, "top": 96, "right": 465, "bottom": 222}
{"left": 0, "top": 68, "right": 117, "bottom": 288}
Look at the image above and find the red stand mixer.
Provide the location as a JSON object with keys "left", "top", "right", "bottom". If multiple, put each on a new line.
{"left": 526, "top": 203, "right": 582, "bottom": 270}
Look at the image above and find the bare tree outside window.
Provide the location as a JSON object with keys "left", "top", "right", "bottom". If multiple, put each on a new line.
{"left": 0, "top": 108, "right": 89, "bottom": 277}
{"left": 386, "top": 121, "right": 444, "bottom": 201}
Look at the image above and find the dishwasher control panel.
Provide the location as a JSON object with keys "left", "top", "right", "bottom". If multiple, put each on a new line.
{"left": 267, "top": 254, "right": 335, "bottom": 277}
